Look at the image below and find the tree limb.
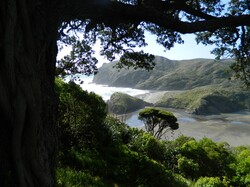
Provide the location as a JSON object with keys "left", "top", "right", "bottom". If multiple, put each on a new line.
{"left": 60, "top": 1, "right": 250, "bottom": 34}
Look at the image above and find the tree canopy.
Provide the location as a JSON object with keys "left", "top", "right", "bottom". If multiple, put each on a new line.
{"left": 138, "top": 107, "right": 179, "bottom": 139}
{"left": 57, "top": 0, "right": 250, "bottom": 86}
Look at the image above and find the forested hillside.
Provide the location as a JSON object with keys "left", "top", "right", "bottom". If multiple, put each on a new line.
{"left": 93, "top": 56, "right": 236, "bottom": 90}
{"left": 55, "top": 80, "right": 250, "bottom": 187}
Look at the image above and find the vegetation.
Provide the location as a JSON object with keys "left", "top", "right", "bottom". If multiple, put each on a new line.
{"left": 108, "top": 92, "right": 152, "bottom": 114}
{"left": 156, "top": 86, "right": 250, "bottom": 115}
{"left": 55, "top": 78, "right": 108, "bottom": 150}
{"left": 55, "top": 80, "right": 184, "bottom": 186}
{"left": 105, "top": 85, "right": 250, "bottom": 115}
{"left": 138, "top": 107, "right": 179, "bottom": 139}
{"left": 2, "top": 0, "right": 250, "bottom": 185}
{"left": 55, "top": 80, "right": 250, "bottom": 187}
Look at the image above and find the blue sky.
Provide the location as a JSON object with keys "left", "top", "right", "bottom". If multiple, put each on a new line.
{"left": 140, "top": 32, "right": 216, "bottom": 60}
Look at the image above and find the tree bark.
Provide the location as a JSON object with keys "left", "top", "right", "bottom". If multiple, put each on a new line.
{"left": 1, "top": 0, "right": 58, "bottom": 186}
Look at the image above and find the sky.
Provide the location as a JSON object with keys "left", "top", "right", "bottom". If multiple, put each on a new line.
{"left": 57, "top": 32, "right": 216, "bottom": 68}
{"left": 138, "top": 32, "right": 216, "bottom": 60}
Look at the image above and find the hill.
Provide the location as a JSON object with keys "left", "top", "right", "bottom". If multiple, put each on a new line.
{"left": 93, "top": 56, "right": 237, "bottom": 90}
{"left": 108, "top": 86, "right": 250, "bottom": 115}
{"left": 108, "top": 92, "right": 152, "bottom": 114}
{"left": 154, "top": 86, "right": 250, "bottom": 115}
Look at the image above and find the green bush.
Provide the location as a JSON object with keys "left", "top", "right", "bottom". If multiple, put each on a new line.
{"left": 231, "top": 147, "right": 250, "bottom": 186}
{"left": 127, "top": 128, "right": 168, "bottom": 163}
{"left": 178, "top": 137, "right": 233, "bottom": 179}
{"left": 103, "top": 116, "right": 131, "bottom": 145}
{"left": 194, "top": 177, "right": 227, "bottom": 187}
{"left": 177, "top": 156, "right": 199, "bottom": 179}
{"left": 55, "top": 78, "right": 107, "bottom": 149}
{"left": 59, "top": 148, "right": 107, "bottom": 175}
{"left": 56, "top": 167, "right": 104, "bottom": 187}
{"left": 173, "top": 174, "right": 192, "bottom": 187}
{"left": 115, "top": 145, "right": 182, "bottom": 187}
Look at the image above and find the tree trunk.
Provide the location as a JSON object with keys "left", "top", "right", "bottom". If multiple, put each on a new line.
{"left": 0, "top": 0, "right": 58, "bottom": 186}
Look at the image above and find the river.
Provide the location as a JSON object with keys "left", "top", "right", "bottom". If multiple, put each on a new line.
{"left": 75, "top": 75, "right": 250, "bottom": 147}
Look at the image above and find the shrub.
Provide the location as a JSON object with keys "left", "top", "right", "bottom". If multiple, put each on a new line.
{"left": 178, "top": 137, "right": 233, "bottom": 179}
{"left": 56, "top": 167, "right": 104, "bottom": 187}
{"left": 55, "top": 78, "right": 107, "bottom": 149}
{"left": 231, "top": 147, "right": 250, "bottom": 186}
{"left": 194, "top": 177, "right": 227, "bottom": 187}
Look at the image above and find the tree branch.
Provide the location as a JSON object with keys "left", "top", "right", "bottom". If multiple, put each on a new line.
{"left": 169, "top": 0, "right": 216, "bottom": 20}
{"left": 60, "top": 1, "right": 249, "bottom": 34}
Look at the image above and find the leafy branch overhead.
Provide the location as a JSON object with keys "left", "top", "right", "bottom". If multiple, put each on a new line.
{"left": 57, "top": 0, "right": 250, "bottom": 86}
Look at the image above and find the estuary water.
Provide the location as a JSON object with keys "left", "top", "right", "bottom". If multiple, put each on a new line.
{"left": 124, "top": 109, "right": 250, "bottom": 147}
{"left": 77, "top": 75, "right": 250, "bottom": 147}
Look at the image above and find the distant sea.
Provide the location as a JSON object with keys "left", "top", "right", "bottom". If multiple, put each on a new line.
{"left": 71, "top": 75, "right": 150, "bottom": 101}
{"left": 67, "top": 75, "right": 250, "bottom": 147}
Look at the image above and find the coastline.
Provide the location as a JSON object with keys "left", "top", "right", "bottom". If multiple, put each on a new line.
{"left": 124, "top": 90, "right": 250, "bottom": 147}
{"left": 124, "top": 108, "right": 250, "bottom": 147}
